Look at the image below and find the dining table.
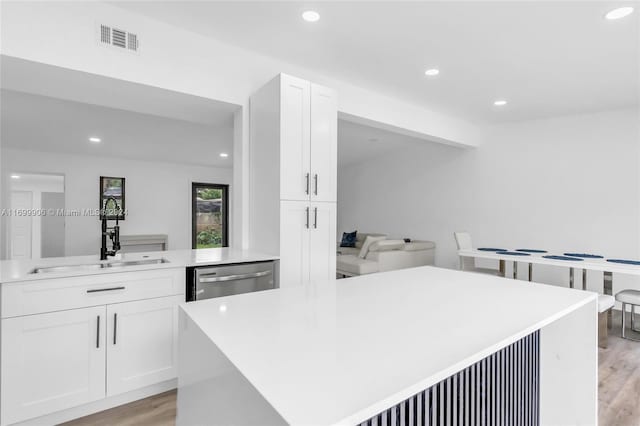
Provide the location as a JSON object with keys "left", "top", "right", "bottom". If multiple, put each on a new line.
{"left": 457, "top": 248, "right": 640, "bottom": 301}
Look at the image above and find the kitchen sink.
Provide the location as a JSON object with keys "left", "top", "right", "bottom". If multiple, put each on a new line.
{"left": 30, "top": 258, "right": 170, "bottom": 274}
{"left": 31, "top": 264, "right": 106, "bottom": 274}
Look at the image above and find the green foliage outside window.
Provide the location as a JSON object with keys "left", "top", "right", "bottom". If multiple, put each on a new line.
{"left": 196, "top": 228, "right": 222, "bottom": 248}
{"left": 197, "top": 188, "right": 222, "bottom": 200}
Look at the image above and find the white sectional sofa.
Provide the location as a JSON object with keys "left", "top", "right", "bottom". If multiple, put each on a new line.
{"left": 336, "top": 233, "right": 436, "bottom": 277}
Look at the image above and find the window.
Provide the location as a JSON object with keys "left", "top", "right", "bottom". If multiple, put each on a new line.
{"left": 99, "top": 176, "right": 125, "bottom": 220}
{"left": 192, "top": 183, "right": 229, "bottom": 249}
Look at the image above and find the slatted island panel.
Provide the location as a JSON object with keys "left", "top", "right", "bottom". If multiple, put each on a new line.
{"left": 359, "top": 332, "right": 540, "bottom": 426}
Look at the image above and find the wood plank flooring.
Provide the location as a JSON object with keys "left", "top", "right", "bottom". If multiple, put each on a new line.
{"left": 598, "top": 310, "right": 640, "bottom": 426}
{"left": 63, "top": 310, "right": 640, "bottom": 426}
{"left": 61, "top": 390, "right": 176, "bottom": 426}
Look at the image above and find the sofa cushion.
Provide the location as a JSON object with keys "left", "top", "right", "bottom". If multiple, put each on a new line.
{"left": 404, "top": 241, "right": 436, "bottom": 251}
{"left": 355, "top": 233, "right": 386, "bottom": 249}
{"left": 337, "top": 255, "right": 379, "bottom": 275}
{"left": 369, "top": 240, "right": 405, "bottom": 252}
{"left": 359, "top": 235, "right": 386, "bottom": 259}
{"left": 340, "top": 231, "right": 357, "bottom": 248}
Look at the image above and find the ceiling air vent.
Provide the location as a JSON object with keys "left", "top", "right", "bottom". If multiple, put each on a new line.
{"left": 98, "top": 24, "right": 139, "bottom": 53}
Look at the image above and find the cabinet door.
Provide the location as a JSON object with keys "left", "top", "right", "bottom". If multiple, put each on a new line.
{"left": 279, "top": 201, "right": 311, "bottom": 287}
{"left": 280, "top": 74, "right": 311, "bottom": 201}
{"left": 1, "top": 306, "right": 106, "bottom": 425}
{"left": 106, "top": 295, "right": 181, "bottom": 396}
{"left": 309, "top": 202, "right": 337, "bottom": 283}
{"left": 310, "top": 84, "right": 338, "bottom": 202}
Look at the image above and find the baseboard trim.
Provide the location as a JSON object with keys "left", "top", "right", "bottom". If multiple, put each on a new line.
{"left": 13, "top": 380, "right": 177, "bottom": 426}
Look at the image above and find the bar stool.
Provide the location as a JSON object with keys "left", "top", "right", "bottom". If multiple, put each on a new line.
{"left": 615, "top": 290, "right": 640, "bottom": 341}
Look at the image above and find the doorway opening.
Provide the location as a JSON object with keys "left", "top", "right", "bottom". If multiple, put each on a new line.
{"left": 8, "top": 173, "right": 65, "bottom": 259}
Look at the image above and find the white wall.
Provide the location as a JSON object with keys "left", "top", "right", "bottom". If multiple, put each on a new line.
{"left": 2, "top": 149, "right": 233, "bottom": 257}
{"left": 338, "top": 108, "right": 640, "bottom": 295}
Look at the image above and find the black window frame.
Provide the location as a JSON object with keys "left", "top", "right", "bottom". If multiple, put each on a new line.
{"left": 99, "top": 176, "right": 126, "bottom": 221}
{"left": 192, "top": 182, "right": 229, "bottom": 249}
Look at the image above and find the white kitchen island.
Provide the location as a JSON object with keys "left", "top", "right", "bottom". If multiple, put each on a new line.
{"left": 177, "top": 266, "right": 598, "bottom": 426}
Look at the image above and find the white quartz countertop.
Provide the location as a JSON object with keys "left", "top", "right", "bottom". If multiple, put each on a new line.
{"left": 0, "top": 248, "right": 278, "bottom": 283}
{"left": 180, "top": 266, "right": 596, "bottom": 426}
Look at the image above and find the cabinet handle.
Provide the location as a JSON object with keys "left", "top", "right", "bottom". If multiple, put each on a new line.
{"left": 87, "top": 286, "right": 125, "bottom": 293}
{"left": 96, "top": 315, "right": 100, "bottom": 349}
{"left": 113, "top": 313, "right": 118, "bottom": 345}
{"left": 314, "top": 207, "right": 318, "bottom": 229}
{"left": 305, "top": 207, "right": 310, "bottom": 229}
{"left": 314, "top": 174, "right": 318, "bottom": 196}
{"left": 305, "top": 173, "right": 310, "bottom": 195}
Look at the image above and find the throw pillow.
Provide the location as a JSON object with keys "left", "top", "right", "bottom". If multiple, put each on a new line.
{"left": 358, "top": 235, "right": 386, "bottom": 259}
{"left": 340, "top": 231, "right": 358, "bottom": 248}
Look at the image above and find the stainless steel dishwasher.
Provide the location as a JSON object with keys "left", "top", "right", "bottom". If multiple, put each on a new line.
{"left": 191, "top": 261, "right": 278, "bottom": 301}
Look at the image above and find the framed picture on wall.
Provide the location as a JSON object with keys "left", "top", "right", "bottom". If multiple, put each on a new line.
{"left": 99, "top": 176, "right": 125, "bottom": 220}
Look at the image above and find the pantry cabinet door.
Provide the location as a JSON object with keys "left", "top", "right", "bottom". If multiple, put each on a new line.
{"left": 310, "top": 84, "right": 338, "bottom": 202}
{"left": 280, "top": 74, "right": 312, "bottom": 201}
{"left": 309, "top": 202, "right": 337, "bottom": 283}
{"left": 280, "top": 201, "right": 311, "bottom": 287}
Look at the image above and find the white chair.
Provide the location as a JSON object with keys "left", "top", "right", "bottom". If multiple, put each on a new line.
{"left": 598, "top": 295, "right": 615, "bottom": 348}
{"left": 453, "top": 232, "right": 503, "bottom": 276}
{"left": 615, "top": 290, "right": 640, "bottom": 341}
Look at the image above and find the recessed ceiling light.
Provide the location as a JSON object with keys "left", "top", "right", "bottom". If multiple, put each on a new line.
{"left": 10, "top": 175, "right": 20, "bottom": 179}
{"left": 424, "top": 68, "right": 440, "bottom": 77}
{"left": 605, "top": 6, "right": 634, "bottom": 20}
{"left": 89, "top": 137, "right": 101, "bottom": 143}
{"left": 367, "top": 138, "right": 379, "bottom": 142}
{"left": 493, "top": 100, "right": 508, "bottom": 106}
{"left": 219, "top": 153, "right": 229, "bottom": 158}
{"left": 302, "top": 10, "right": 320, "bottom": 22}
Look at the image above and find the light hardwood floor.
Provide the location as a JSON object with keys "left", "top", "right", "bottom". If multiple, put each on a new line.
{"left": 63, "top": 310, "right": 640, "bottom": 426}
{"left": 61, "top": 390, "right": 176, "bottom": 426}
{"left": 598, "top": 310, "right": 640, "bottom": 426}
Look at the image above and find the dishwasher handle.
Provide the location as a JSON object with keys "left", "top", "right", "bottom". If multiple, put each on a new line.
{"left": 199, "top": 270, "right": 272, "bottom": 284}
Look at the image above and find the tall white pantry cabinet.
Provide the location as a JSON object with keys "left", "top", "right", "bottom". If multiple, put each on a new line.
{"left": 250, "top": 74, "right": 337, "bottom": 287}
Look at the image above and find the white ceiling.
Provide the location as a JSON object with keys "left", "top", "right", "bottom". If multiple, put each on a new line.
{"left": 113, "top": 1, "right": 639, "bottom": 124}
{"left": 1, "top": 89, "right": 234, "bottom": 168}
{"left": 338, "top": 119, "right": 431, "bottom": 167}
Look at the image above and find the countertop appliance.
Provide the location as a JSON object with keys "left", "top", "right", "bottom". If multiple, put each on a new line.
{"left": 187, "top": 261, "right": 278, "bottom": 301}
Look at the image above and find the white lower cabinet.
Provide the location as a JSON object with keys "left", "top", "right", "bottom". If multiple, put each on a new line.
{"left": 309, "top": 202, "right": 337, "bottom": 283}
{"left": 1, "top": 306, "right": 107, "bottom": 425}
{"left": 280, "top": 201, "right": 311, "bottom": 287}
{"left": 279, "top": 201, "right": 336, "bottom": 287}
{"left": 0, "top": 268, "right": 185, "bottom": 425}
{"left": 107, "top": 296, "right": 181, "bottom": 396}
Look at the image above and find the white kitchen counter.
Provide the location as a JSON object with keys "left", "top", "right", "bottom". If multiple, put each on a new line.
{"left": 177, "top": 266, "right": 598, "bottom": 426}
{"left": 0, "top": 248, "right": 278, "bottom": 283}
